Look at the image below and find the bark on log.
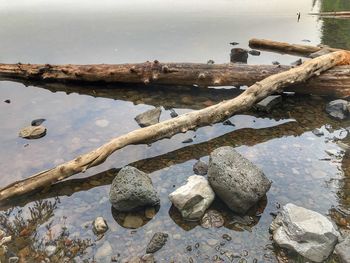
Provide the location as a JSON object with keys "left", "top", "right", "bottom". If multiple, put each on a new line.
{"left": 2, "top": 63, "right": 350, "bottom": 98}
{"left": 0, "top": 51, "right": 350, "bottom": 202}
{"left": 249, "top": 38, "right": 342, "bottom": 56}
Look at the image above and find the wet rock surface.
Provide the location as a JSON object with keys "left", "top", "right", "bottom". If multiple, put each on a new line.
{"left": 326, "top": 99, "right": 350, "bottom": 120}
{"left": 208, "top": 146, "right": 271, "bottom": 214}
{"left": 335, "top": 235, "right": 350, "bottom": 263}
{"left": 19, "top": 125, "right": 46, "bottom": 139}
{"left": 200, "top": 210, "right": 225, "bottom": 228}
{"left": 169, "top": 175, "right": 215, "bottom": 220}
{"left": 193, "top": 160, "right": 208, "bottom": 175}
{"left": 255, "top": 95, "right": 282, "bottom": 112}
{"left": 271, "top": 203, "right": 340, "bottom": 262}
{"left": 146, "top": 232, "right": 168, "bottom": 253}
{"left": 134, "top": 107, "right": 162, "bottom": 127}
{"left": 109, "top": 166, "right": 160, "bottom": 211}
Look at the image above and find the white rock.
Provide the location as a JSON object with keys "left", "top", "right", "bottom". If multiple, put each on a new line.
{"left": 45, "top": 245, "right": 57, "bottom": 257}
{"left": 95, "top": 241, "right": 113, "bottom": 259}
{"left": 93, "top": 217, "right": 108, "bottom": 234}
{"left": 169, "top": 175, "right": 215, "bottom": 221}
{"left": 271, "top": 203, "right": 340, "bottom": 262}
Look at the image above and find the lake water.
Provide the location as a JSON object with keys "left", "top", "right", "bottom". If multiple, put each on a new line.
{"left": 0, "top": 0, "right": 350, "bottom": 262}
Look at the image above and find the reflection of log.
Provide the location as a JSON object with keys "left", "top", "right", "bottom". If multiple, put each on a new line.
{"left": 0, "top": 51, "right": 349, "bottom": 202}
{"left": 10, "top": 80, "right": 243, "bottom": 110}
{"left": 2, "top": 61, "right": 350, "bottom": 98}
{"left": 249, "top": 38, "right": 342, "bottom": 56}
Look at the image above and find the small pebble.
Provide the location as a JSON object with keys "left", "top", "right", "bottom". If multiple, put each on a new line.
{"left": 182, "top": 138, "right": 193, "bottom": 144}
{"left": 4, "top": 99, "right": 10, "bottom": 103}
{"left": 31, "top": 118, "right": 46, "bottom": 126}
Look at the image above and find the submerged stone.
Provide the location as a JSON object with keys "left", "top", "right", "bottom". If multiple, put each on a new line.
{"left": 326, "top": 99, "right": 349, "bottom": 120}
{"left": 19, "top": 125, "right": 46, "bottom": 139}
{"left": 255, "top": 95, "right": 282, "bottom": 112}
{"left": 134, "top": 107, "right": 162, "bottom": 127}
{"left": 193, "top": 160, "right": 208, "bottom": 175}
{"left": 230, "top": 48, "right": 248, "bottom": 63}
{"left": 146, "top": 232, "right": 168, "bottom": 253}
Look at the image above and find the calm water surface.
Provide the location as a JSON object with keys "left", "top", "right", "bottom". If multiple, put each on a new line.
{"left": 0, "top": 0, "right": 350, "bottom": 262}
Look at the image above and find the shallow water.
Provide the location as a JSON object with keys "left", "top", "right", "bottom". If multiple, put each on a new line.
{"left": 0, "top": 0, "right": 350, "bottom": 262}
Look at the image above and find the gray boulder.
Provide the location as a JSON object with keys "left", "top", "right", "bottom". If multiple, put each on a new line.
{"left": 208, "top": 146, "right": 271, "bottom": 214}
{"left": 326, "top": 99, "right": 350, "bottom": 120}
{"left": 169, "top": 175, "right": 215, "bottom": 221}
{"left": 135, "top": 107, "right": 161, "bottom": 127}
{"left": 270, "top": 203, "right": 340, "bottom": 263}
{"left": 109, "top": 166, "right": 160, "bottom": 211}
{"left": 335, "top": 235, "right": 350, "bottom": 263}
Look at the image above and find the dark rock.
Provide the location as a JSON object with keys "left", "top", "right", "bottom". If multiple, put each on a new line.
{"left": 248, "top": 50, "right": 261, "bottom": 56}
{"left": 135, "top": 107, "right": 162, "bottom": 127}
{"left": 230, "top": 48, "right": 248, "bottom": 63}
{"left": 229, "top": 42, "right": 239, "bottom": 46}
{"left": 200, "top": 210, "right": 224, "bottom": 228}
{"left": 222, "top": 234, "right": 232, "bottom": 241}
{"left": 193, "top": 160, "right": 208, "bottom": 175}
{"left": 326, "top": 99, "right": 349, "bottom": 120}
{"left": 302, "top": 39, "right": 311, "bottom": 42}
{"left": 309, "top": 48, "right": 332, "bottom": 58}
{"left": 291, "top": 58, "right": 302, "bottom": 66}
{"left": 312, "top": 128, "right": 324, "bottom": 137}
{"left": 4, "top": 99, "right": 10, "bottom": 104}
{"left": 223, "top": 119, "right": 235, "bottom": 126}
{"left": 207, "top": 60, "right": 215, "bottom": 65}
{"left": 169, "top": 108, "right": 178, "bottom": 118}
{"left": 19, "top": 125, "right": 46, "bottom": 139}
{"left": 109, "top": 166, "right": 160, "bottom": 211}
{"left": 255, "top": 95, "right": 282, "bottom": 112}
{"left": 182, "top": 138, "right": 193, "bottom": 144}
{"left": 335, "top": 235, "right": 350, "bottom": 263}
{"left": 272, "top": 61, "right": 280, "bottom": 65}
{"left": 208, "top": 146, "right": 271, "bottom": 214}
{"left": 31, "top": 118, "right": 46, "bottom": 126}
{"left": 146, "top": 232, "right": 168, "bottom": 253}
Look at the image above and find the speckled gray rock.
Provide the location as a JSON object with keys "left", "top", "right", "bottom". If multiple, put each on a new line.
{"left": 335, "top": 235, "right": 350, "bottom": 263}
{"left": 271, "top": 203, "right": 340, "bottom": 263}
{"left": 208, "top": 146, "right": 271, "bottom": 214}
{"left": 146, "top": 232, "right": 168, "bottom": 253}
{"left": 109, "top": 166, "right": 160, "bottom": 211}
{"left": 326, "top": 99, "right": 350, "bottom": 120}
{"left": 193, "top": 160, "right": 208, "bottom": 175}
{"left": 134, "top": 107, "right": 161, "bottom": 127}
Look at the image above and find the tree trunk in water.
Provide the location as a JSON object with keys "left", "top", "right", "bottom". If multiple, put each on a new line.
{"left": 0, "top": 51, "right": 350, "bottom": 202}
{"left": 1, "top": 63, "right": 350, "bottom": 98}
{"left": 249, "top": 38, "right": 342, "bottom": 56}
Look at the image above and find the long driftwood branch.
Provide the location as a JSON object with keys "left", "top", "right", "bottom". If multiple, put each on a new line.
{"left": 249, "top": 38, "right": 342, "bottom": 56}
{"left": 309, "top": 11, "right": 350, "bottom": 18}
{"left": 2, "top": 63, "right": 350, "bottom": 97}
{"left": 0, "top": 50, "right": 349, "bottom": 202}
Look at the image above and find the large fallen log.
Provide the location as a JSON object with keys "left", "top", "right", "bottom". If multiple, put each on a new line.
{"left": 249, "top": 38, "right": 342, "bottom": 56}
{"left": 0, "top": 51, "right": 349, "bottom": 202}
{"left": 1, "top": 63, "right": 350, "bottom": 98}
{"left": 309, "top": 11, "right": 350, "bottom": 17}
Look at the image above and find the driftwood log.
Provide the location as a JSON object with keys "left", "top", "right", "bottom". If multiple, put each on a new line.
{"left": 309, "top": 11, "right": 350, "bottom": 18}
{"left": 1, "top": 62, "right": 350, "bottom": 98}
{"left": 249, "top": 38, "right": 342, "bottom": 56}
{"left": 0, "top": 50, "right": 349, "bottom": 202}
